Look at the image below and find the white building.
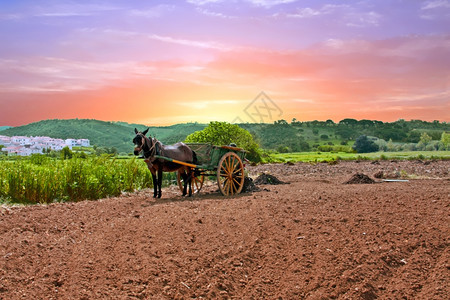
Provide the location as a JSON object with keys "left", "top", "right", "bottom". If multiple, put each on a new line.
{"left": 0, "top": 135, "right": 90, "bottom": 156}
{"left": 65, "top": 138, "right": 90, "bottom": 147}
{"left": 0, "top": 135, "right": 11, "bottom": 146}
{"left": 11, "top": 136, "right": 31, "bottom": 145}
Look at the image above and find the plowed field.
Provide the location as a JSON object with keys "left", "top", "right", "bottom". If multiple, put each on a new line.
{"left": 1, "top": 160, "right": 449, "bottom": 299}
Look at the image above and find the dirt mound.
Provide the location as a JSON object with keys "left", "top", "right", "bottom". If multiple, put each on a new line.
{"left": 242, "top": 177, "right": 260, "bottom": 192}
{"left": 373, "top": 170, "right": 384, "bottom": 179}
{"left": 344, "top": 173, "right": 375, "bottom": 184}
{"left": 254, "top": 173, "right": 287, "bottom": 185}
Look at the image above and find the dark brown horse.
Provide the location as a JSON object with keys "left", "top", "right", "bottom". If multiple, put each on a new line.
{"left": 133, "top": 128, "right": 197, "bottom": 198}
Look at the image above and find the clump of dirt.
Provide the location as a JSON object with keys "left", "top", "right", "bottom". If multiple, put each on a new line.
{"left": 254, "top": 173, "right": 287, "bottom": 185}
{"left": 344, "top": 173, "right": 375, "bottom": 184}
{"left": 373, "top": 170, "right": 384, "bottom": 179}
{"left": 242, "top": 177, "right": 260, "bottom": 193}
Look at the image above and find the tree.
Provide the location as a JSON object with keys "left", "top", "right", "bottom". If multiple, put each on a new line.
{"left": 352, "top": 135, "right": 379, "bottom": 153}
{"left": 406, "top": 130, "right": 421, "bottom": 143}
{"left": 60, "top": 146, "right": 73, "bottom": 159}
{"left": 339, "top": 118, "right": 358, "bottom": 126}
{"left": 274, "top": 119, "right": 288, "bottom": 126}
{"left": 336, "top": 128, "right": 356, "bottom": 140}
{"left": 358, "top": 119, "right": 375, "bottom": 127}
{"left": 386, "top": 139, "right": 395, "bottom": 152}
{"left": 419, "top": 132, "right": 432, "bottom": 145}
{"left": 441, "top": 132, "right": 450, "bottom": 150}
{"left": 291, "top": 118, "right": 302, "bottom": 127}
{"left": 325, "top": 119, "right": 335, "bottom": 126}
{"left": 185, "top": 121, "right": 261, "bottom": 162}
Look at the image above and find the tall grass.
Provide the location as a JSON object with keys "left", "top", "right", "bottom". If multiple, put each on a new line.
{"left": 0, "top": 156, "right": 156, "bottom": 204}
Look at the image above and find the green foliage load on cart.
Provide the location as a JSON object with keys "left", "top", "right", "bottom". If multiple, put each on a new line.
{"left": 185, "top": 121, "right": 261, "bottom": 162}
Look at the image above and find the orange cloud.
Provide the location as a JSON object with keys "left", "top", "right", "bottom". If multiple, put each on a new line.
{"left": 1, "top": 35, "right": 448, "bottom": 126}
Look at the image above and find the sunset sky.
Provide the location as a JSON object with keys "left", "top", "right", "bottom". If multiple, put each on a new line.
{"left": 0, "top": 0, "right": 449, "bottom": 126}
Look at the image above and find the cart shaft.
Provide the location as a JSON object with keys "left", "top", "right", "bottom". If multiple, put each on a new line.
{"left": 154, "top": 155, "right": 198, "bottom": 168}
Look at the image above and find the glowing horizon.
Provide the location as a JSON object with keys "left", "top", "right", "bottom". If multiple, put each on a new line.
{"left": 0, "top": 0, "right": 449, "bottom": 127}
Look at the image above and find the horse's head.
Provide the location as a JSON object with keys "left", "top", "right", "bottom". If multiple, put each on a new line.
{"left": 133, "top": 128, "right": 150, "bottom": 155}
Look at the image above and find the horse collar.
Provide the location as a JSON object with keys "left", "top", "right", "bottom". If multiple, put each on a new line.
{"left": 143, "top": 137, "right": 160, "bottom": 158}
{"left": 154, "top": 140, "right": 160, "bottom": 156}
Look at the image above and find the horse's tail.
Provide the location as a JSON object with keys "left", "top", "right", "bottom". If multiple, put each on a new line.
{"left": 192, "top": 150, "right": 198, "bottom": 164}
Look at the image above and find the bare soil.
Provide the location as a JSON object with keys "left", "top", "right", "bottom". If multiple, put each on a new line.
{"left": 1, "top": 160, "right": 449, "bottom": 299}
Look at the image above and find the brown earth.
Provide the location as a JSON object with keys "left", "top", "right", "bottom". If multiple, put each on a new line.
{"left": 1, "top": 160, "right": 449, "bottom": 299}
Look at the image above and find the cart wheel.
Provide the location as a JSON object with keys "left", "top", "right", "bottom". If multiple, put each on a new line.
{"left": 217, "top": 152, "right": 245, "bottom": 196}
{"left": 177, "top": 170, "right": 204, "bottom": 194}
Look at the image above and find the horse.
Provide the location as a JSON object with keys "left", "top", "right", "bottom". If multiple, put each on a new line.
{"left": 133, "top": 128, "right": 197, "bottom": 198}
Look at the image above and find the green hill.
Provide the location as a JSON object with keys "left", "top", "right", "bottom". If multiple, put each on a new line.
{"left": 1, "top": 119, "right": 206, "bottom": 154}
{"left": 1, "top": 118, "right": 448, "bottom": 154}
{"left": 244, "top": 119, "right": 448, "bottom": 152}
{"left": 0, "top": 126, "right": 12, "bottom": 131}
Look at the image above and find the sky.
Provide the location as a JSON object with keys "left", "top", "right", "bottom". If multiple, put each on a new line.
{"left": 0, "top": 0, "right": 449, "bottom": 126}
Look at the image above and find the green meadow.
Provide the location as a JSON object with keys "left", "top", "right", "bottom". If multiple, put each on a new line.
{"left": 268, "top": 151, "right": 450, "bottom": 163}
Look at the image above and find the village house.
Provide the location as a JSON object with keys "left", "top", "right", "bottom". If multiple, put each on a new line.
{"left": 0, "top": 135, "right": 90, "bottom": 156}
{"left": 65, "top": 138, "right": 90, "bottom": 147}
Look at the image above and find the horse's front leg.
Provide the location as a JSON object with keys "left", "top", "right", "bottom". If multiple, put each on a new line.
{"left": 157, "top": 168, "right": 163, "bottom": 198}
{"left": 151, "top": 172, "right": 158, "bottom": 198}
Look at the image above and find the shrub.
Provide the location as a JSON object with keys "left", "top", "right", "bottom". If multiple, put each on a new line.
{"left": 317, "top": 145, "right": 333, "bottom": 152}
{"left": 276, "top": 145, "right": 290, "bottom": 153}
{"left": 353, "top": 135, "right": 379, "bottom": 153}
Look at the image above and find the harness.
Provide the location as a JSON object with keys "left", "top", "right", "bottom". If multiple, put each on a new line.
{"left": 137, "top": 135, "right": 162, "bottom": 166}
{"left": 143, "top": 137, "right": 156, "bottom": 158}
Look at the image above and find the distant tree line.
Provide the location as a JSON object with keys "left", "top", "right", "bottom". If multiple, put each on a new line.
{"left": 2, "top": 118, "right": 448, "bottom": 155}
{"left": 238, "top": 118, "right": 448, "bottom": 153}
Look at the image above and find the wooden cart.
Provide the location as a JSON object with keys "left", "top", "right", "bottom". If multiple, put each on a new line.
{"left": 153, "top": 143, "right": 247, "bottom": 196}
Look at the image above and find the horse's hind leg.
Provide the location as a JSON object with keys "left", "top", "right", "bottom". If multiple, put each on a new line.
{"left": 180, "top": 170, "right": 188, "bottom": 196}
{"left": 187, "top": 168, "right": 193, "bottom": 197}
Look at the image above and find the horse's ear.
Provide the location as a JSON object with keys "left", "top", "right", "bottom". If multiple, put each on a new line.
{"left": 134, "top": 128, "right": 138, "bottom": 134}
{"left": 142, "top": 128, "right": 149, "bottom": 136}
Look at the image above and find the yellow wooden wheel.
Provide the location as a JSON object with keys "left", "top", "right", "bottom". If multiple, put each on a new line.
{"left": 177, "top": 170, "right": 204, "bottom": 194}
{"left": 217, "top": 152, "right": 245, "bottom": 196}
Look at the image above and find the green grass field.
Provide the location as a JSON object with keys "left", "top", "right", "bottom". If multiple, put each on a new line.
{"left": 1, "top": 150, "right": 448, "bottom": 205}
{"left": 269, "top": 151, "right": 450, "bottom": 163}
{"left": 0, "top": 156, "right": 158, "bottom": 204}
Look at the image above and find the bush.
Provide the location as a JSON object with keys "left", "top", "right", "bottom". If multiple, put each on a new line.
{"left": 317, "top": 145, "right": 333, "bottom": 152}
{"left": 375, "top": 138, "right": 388, "bottom": 151}
{"left": 276, "top": 146, "right": 290, "bottom": 153}
{"left": 352, "top": 135, "right": 379, "bottom": 153}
